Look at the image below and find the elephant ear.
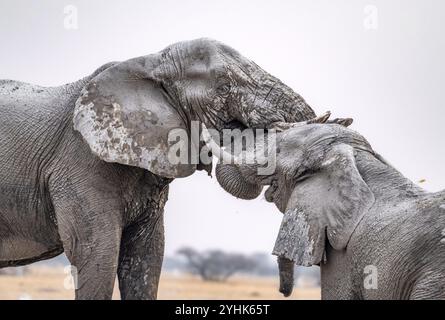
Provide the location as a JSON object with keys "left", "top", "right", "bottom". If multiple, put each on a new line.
{"left": 73, "top": 57, "right": 196, "bottom": 178}
{"left": 273, "top": 144, "right": 375, "bottom": 266}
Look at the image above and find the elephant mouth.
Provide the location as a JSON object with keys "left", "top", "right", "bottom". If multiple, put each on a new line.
{"left": 264, "top": 183, "right": 277, "bottom": 203}
{"left": 265, "top": 182, "right": 289, "bottom": 213}
{"left": 222, "top": 119, "right": 247, "bottom": 131}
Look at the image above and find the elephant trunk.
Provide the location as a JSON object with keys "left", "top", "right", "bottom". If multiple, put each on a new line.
{"left": 215, "top": 163, "right": 262, "bottom": 200}
{"left": 279, "top": 87, "right": 316, "bottom": 123}
{"left": 201, "top": 123, "right": 263, "bottom": 200}
{"left": 278, "top": 256, "right": 295, "bottom": 297}
{"left": 247, "top": 78, "right": 316, "bottom": 127}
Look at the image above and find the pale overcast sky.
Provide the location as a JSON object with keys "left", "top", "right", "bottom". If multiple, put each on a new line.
{"left": 1, "top": 0, "right": 444, "bottom": 255}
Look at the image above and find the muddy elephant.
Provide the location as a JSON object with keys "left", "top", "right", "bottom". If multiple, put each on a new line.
{"left": 0, "top": 38, "right": 320, "bottom": 299}
{"left": 210, "top": 122, "right": 445, "bottom": 299}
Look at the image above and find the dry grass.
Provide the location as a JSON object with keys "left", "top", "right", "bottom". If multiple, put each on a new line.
{"left": 0, "top": 267, "right": 320, "bottom": 300}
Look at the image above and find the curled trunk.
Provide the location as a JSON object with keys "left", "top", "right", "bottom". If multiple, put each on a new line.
{"left": 215, "top": 163, "right": 262, "bottom": 200}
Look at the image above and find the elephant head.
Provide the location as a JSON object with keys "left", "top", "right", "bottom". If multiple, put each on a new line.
{"left": 207, "top": 122, "right": 376, "bottom": 296}
{"left": 73, "top": 38, "right": 316, "bottom": 179}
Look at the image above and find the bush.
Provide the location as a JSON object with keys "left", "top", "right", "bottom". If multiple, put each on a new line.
{"left": 177, "top": 247, "right": 256, "bottom": 282}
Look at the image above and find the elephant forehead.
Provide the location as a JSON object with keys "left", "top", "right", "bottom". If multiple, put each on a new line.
{"left": 281, "top": 124, "right": 335, "bottom": 142}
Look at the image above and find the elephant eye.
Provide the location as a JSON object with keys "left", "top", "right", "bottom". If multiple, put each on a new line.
{"left": 294, "top": 169, "right": 315, "bottom": 183}
{"left": 216, "top": 83, "right": 231, "bottom": 96}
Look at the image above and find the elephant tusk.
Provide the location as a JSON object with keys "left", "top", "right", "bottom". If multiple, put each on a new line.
{"left": 201, "top": 124, "right": 240, "bottom": 164}
{"left": 328, "top": 117, "right": 354, "bottom": 127}
{"left": 271, "top": 111, "right": 332, "bottom": 132}
{"left": 306, "top": 110, "right": 331, "bottom": 124}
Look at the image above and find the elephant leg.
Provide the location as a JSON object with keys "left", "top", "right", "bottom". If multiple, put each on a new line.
{"left": 52, "top": 194, "right": 123, "bottom": 300}
{"left": 117, "top": 212, "right": 165, "bottom": 300}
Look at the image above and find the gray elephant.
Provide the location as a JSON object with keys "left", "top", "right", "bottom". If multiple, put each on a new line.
{"left": 0, "top": 38, "right": 321, "bottom": 299}
{"left": 211, "top": 122, "right": 445, "bottom": 299}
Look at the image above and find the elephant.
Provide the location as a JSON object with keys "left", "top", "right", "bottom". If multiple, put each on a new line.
{"left": 0, "top": 38, "right": 323, "bottom": 299}
{"left": 209, "top": 122, "right": 445, "bottom": 299}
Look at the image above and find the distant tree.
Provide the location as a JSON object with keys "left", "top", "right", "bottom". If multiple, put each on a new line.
{"left": 177, "top": 247, "right": 256, "bottom": 282}
{"left": 249, "top": 253, "right": 277, "bottom": 276}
